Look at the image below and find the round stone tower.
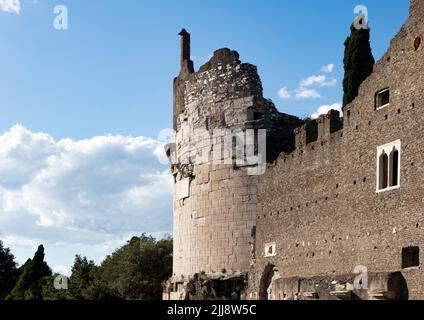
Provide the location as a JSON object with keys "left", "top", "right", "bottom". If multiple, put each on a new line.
{"left": 164, "top": 29, "right": 301, "bottom": 299}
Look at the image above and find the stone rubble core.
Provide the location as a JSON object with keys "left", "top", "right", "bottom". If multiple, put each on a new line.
{"left": 165, "top": 0, "right": 424, "bottom": 300}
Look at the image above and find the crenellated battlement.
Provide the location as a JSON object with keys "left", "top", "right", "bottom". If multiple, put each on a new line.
{"left": 294, "top": 120, "right": 318, "bottom": 150}
{"left": 293, "top": 110, "right": 343, "bottom": 153}
{"left": 317, "top": 110, "right": 343, "bottom": 140}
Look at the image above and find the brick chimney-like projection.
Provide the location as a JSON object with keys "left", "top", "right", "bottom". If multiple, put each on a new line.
{"left": 178, "top": 28, "right": 194, "bottom": 76}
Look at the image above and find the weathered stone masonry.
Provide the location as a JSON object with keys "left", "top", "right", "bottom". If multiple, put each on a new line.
{"left": 165, "top": 29, "right": 301, "bottom": 299}
{"left": 166, "top": 0, "right": 424, "bottom": 300}
{"left": 251, "top": 0, "right": 424, "bottom": 300}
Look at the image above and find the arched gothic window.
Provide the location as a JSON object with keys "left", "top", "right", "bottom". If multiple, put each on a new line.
{"left": 379, "top": 151, "right": 388, "bottom": 190}
{"left": 389, "top": 147, "right": 399, "bottom": 187}
{"left": 377, "top": 140, "right": 401, "bottom": 192}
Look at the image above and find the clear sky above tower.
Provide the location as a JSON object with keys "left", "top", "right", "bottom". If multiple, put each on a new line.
{"left": 0, "top": 0, "right": 408, "bottom": 139}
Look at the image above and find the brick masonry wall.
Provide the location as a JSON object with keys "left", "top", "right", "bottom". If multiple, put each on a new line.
{"left": 250, "top": 2, "right": 424, "bottom": 300}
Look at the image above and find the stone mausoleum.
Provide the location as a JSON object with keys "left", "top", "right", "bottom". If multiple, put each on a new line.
{"left": 163, "top": 0, "right": 424, "bottom": 300}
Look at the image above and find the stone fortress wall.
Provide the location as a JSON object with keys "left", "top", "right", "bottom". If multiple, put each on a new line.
{"left": 250, "top": 0, "right": 424, "bottom": 300}
{"left": 166, "top": 0, "right": 424, "bottom": 300}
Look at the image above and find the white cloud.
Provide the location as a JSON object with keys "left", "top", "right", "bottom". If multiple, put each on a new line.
{"left": 0, "top": 0, "right": 20, "bottom": 14}
{"left": 322, "top": 64, "right": 335, "bottom": 73}
{"left": 295, "top": 88, "right": 321, "bottom": 99}
{"left": 277, "top": 86, "right": 291, "bottom": 99}
{"left": 279, "top": 69, "right": 337, "bottom": 101}
{"left": 2, "top": 234, "right": 39, "bottom": 247}
{"left": 300, "top": 75, "right": 337, "bottom": 88}
{"left": 0, "top": 125, "right": 172, "bottom": 269}
{"left": 310, "top": 102, "right": 342, "bottom": 119}
{"left": 52, "top": 265, "right": 71, "bottom": 277}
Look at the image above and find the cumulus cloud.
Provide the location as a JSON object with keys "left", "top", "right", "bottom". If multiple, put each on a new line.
{"left": 278, "top": 67, "right": 337, "bottom": 101}
{"left": 322, "top": 64, "right": 335, "bottom": 73}
{"left": 295, "top": 88, "right": 321, "bottom": 99}
{"left": 300, "top": 75, "right": 337, "bottom": 88}
{"left": 278, "top": 84, "right": 322, "bottom": 101}
{"left": 0, "top": 125, "right": 172, "bottom": 269}
{"left": 277, "top": 86, "right": 291, "bottom": 99}
{"left": 0, "top": 0, "right": 20, "bottom": 14}
{"left": 310, "top": 102, "right": 342, "bottom": 119}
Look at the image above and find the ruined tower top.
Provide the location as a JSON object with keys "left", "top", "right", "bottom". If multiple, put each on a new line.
{"left": 178, "top": 28, "right": 194, "bottom": 77}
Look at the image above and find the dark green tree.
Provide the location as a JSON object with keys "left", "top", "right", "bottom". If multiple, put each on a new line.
{"left": 68, "top": 255, "right": 98, "bottom": 299}
{"left": 6, "top": 245, "right": 52, "bottom": 300}
{"left": 86, "top": 235, "right": 173, "bottom": 300}
{"left": 343, "top": 23, "right": 375, "bottom": 108}
{"left": 0, "top": 241, "right": 18, "bottom": 299}
{"left": 40, "top": 274, "right": 71, "bottom": 300}
{"left": 40, "top": 256, "right": 98, "bottom": 300}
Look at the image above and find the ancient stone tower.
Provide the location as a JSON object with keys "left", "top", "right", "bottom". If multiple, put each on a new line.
{"left": 165, "top": 29, "right": 301, "bottom": 299}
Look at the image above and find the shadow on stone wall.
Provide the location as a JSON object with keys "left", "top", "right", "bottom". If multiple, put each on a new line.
{"left": 255, "top": 271, "right": 409, "bottom": 301}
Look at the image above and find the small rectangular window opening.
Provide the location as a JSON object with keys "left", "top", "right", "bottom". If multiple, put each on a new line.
{"left": 376, "top": 89, "right": 390, "bottom": 110}
{"left": 402, "top": 247, "right": 420, "bottom": 269}
{"left": 264, "top": 243, "right": 277, "bottom": 257}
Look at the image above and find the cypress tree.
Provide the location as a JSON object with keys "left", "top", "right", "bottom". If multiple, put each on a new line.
{"left": 6, "top": 245, "right": 52, "bottom": 300}
{"left": 68, "top": 255, "right": 97, "bottom": 299}
{"left": 343, "top": 22, "right": 375, "bottom": 108}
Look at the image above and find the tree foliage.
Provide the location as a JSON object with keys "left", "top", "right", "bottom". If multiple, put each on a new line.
{"left": 0, "top": 241, "right": 18, "bottom": 299}
{"left": 1, "top": 235, "right": 172, "bottom": 300}
{"left": 343, "top": 24, "right": 375, "bottom": 108}
{"left": 40, "top": 275, "right": 71, "bottom": 300}
{"left": 86, "top": 234, "right": 173, "bottom": 300}
{"left": 68, "top": 255, "right": 98, "bottom": 299}
{"left": 40, "top": 256, "right": 98, "bottom": 300}
{"left": 6, "top": 245, "right": 52, "bottom": 300}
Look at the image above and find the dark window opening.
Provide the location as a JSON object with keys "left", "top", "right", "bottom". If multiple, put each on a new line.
{"left": 414, "top": 37, "right": 422, "bottom": 51}
{"left": 376, "top": 89, "right": 390, "bottom": 109}
{"left": 390, "top": 148, "right": 399, "bottom": 187}
{"left": 379, "top": 151, "right": 389, "bottom": 190}
{"left": 402, "top": 247, "right": 420, "bottom": 269}
{"left": 251, "top": 226, "right": 256, "bottom": 237}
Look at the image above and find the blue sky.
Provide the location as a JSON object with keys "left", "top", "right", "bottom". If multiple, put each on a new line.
{"left": 0, "top": 0, "right": 410, "bottom": 273}
{"left": 0, "top": 0, "right": 409, "bottom": 139}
